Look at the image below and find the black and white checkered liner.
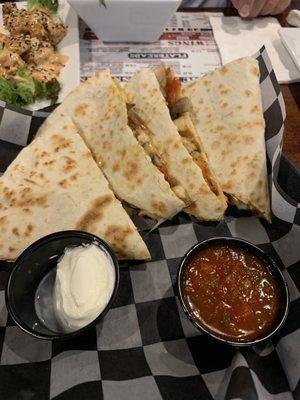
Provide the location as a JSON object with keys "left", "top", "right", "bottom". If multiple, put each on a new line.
{"left": 0, "top": 47, "right": 299, "bottom": 400}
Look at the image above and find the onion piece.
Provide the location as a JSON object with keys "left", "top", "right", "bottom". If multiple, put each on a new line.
{"left": 170, "top": 97, "right": 193, "bottom": 119}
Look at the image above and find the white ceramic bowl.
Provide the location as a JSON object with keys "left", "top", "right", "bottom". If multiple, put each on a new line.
{"left": 68, "top": 0, "right": 181, "bottom": 43}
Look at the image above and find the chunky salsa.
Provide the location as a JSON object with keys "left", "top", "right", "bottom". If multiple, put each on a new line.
{"left": 181, "top": 244, "right": 280, "bottom": 342}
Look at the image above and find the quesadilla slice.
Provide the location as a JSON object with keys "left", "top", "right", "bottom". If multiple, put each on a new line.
{"left": 182, "top": 57, "right": 271, "bottom": 221}
{"left": 48, "top": 70, "right": 183, "bottom": 220}
{"left": 153, "top": 64, "right": 226, "bottom": 204}
{"left": 0, "top": 111, "right": 150, "bottom": 261}
{"left": 125, "top": 68, "right": 227, "bottom": 221}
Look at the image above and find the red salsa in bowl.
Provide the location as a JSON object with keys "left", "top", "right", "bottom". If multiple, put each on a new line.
{"left": 178, "top": 238, "right": 289, "bottom": 345}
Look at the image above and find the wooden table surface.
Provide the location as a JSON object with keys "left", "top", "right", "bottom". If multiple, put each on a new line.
{"left": 180, "top": 6, "right": 300, "bottom": 169}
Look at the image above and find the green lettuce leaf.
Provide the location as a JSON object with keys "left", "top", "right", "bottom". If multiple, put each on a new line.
{"left": 34, "top": 78, "right": 60, "bottom": 99}
{"left": 0, "top": 79, "right": 17, "bottom": 105}
{"left": 45, "top": 79, "right": 60, "bottom": 99}
{"left": 27, "top": 0, "right": 58, "bottom": 13}
{"left": 34, "top": 79, "right": 47, "bottom": 98}
{"left": 14, "top": 69, "right": 36, "bottom": 105}
{"left": 0, "top": 69, "right": 61, "bottom": 107}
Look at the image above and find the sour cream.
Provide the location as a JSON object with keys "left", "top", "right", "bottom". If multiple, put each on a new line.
{"left": 53, "top": 244, "right": 115, "bottom": 332}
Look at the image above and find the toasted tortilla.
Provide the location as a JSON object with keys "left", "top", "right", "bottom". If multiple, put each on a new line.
{"left": 153, "top": 64, "right": 226, "bottom": 208}
{"left": 173, "top": 112, "right": 225, "bottom": 199}
{"left": 182, "top": 57, "right": 271, "bottom": 221}
{"left": 48, "top": 70, "right": 183, "bottom": 220}
{"left": 0, "top": 111, "right": 150, "bottom": 261}
{"left": 125, "top": 68, "right": 227, "bottom": 221}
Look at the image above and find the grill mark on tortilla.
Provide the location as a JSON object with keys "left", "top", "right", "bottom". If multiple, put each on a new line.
{"left": 243, "top": 135, "right": 254, "bottom": 144}
{"left": 212, "top": 140, "right": 220, "bottom": 149}
{"left": 103, "top": 141, "right": 112, "bottom": 151}
{"left": 151, "top": 200, "right": 167, "bottom": 214}
{"left": 251, "top": 105, "right": 259, "bottom": 114}
{"left": 76, "top": 195, "right": 113, "bottom": 231}
{"left": 55, "top": 143, "right": 72, "bottom": 152}
{"left": 70, "top": 173, "right": 79, "bottom": 181}
{"left": 74, "top": 103, "right": 88, "bottom": 116}
{"left": 251, "top": 66, "right": 259, "bottom": 77}
{"left": 24, "top": 178, "right": 38, "bottom": 185}
{"left": 43, "top": 160, "right": 56, "bottom": 166}
{"left": 112, "top": 162, "right": 120, "bottom": 172}
{"left": 38, "top": 151, "right": 50, "bottom": 158}
{"left": 51, "top": 135, "right": 72, "bottom": 152}
{"left": 59, "top": 179, "right": 68, "bottom": 188}
{"left": 6, "top": 191, "right": 48, "bottom": 208}
{"left": 12, "top": 227, "right": 20, "bottom": 236}
{"left": 20, "top": 187, "right": 32, "bottom": 198}
{"left": 61, "top": 156, "right": 77, "bottom": 173}
{"left": 105, "top": 224, "right": 134, "bottom": 249}
{"left": 25, "top": 223, "right": 34, "bottom": 237}
{"left": 237, "top": 121, "right": 264, "bottom": 130}
{"left": 220, "top": 89, "right": 230, "bottom": 94}
{"left": 123, "top": 161, "right": 138, "bottom": 181}
{"left": 0, "top": 216, "right": 7, "bottom": 226}
{"left": 3, "top": 187, "right": 14, "bottom": 198}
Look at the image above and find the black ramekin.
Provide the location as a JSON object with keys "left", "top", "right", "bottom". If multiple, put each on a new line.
{"left": 177, "top": 237, "right": 289, "bottom": 347}
{"left": 6, "top": 231, "right": 120, "bottom": 340}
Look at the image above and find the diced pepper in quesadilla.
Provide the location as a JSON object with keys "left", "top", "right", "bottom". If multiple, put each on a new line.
{"left": 0, "top": 111, "right": 150, "bottom": 261}
{"left": 182, "top": 57, "right": 271, "bottom": 221}
{"left": 125, "top": 68, "right": 227, "bottom": 221}
{"left": 48, "top": 70, "right": 184, "bottom": 221}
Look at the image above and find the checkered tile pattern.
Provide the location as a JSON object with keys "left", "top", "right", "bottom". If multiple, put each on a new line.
{"left": 0, "top": 47, "right": 299, "bottom": 400}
